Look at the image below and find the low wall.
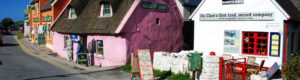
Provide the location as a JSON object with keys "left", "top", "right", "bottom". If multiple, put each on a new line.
{"left": 153, "top": 51, "right": 194, "bottom": 74}
{"left": 153, "top": 51, "right": 221, "bottom": 80}
{"left": 200, "top": 56, "right": 220, "bottom": 80}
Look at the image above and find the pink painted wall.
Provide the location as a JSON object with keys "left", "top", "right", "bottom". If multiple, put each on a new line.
{"left": 122, "top": 0, "right": 184, "bottom": 55}
{"left": 53, "top": 32, "right": 68, "bottom": 59}
{"left": 87, "top": 35, "right": 128, "bottom": 67}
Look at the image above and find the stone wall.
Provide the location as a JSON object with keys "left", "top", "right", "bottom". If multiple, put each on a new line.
{"left": 200, "top": 56, "right": 220, "bottom": 80}
{"left": 153, "top": 51, "right": 221, "bottom": 80}
{"left": 153, "top": 51, "right": 194, "bottom": 74}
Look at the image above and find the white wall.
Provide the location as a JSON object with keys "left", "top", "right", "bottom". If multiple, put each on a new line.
{"left": 191, "top": 0, "right": 288, "bottom": 67}
{"left": 153, "top": 51, "right": 192, "bottom": 74}
{"left": 23, "top": 20, "right": 30, "bottom": 37}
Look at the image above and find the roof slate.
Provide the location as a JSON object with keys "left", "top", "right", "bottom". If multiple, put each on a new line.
{"left": 180, "top": 0, "right": 201, "bottom": 6}
{"left": 276, "top": 0, "right": 300, "bottom": 21}
{"left": 40, "top": 0, "right": 54, "bottom": 12}
{"left": 30, "top": 0, "right": 39, "bottom": 5}
{"left": 51, "top": 0, "right": 135, "bottom": 34}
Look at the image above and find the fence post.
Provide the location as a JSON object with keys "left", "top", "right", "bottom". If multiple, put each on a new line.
{"left": 243, "top": 58, "right": 246, "bottom": 80}
{"left": 219, "top": 57, "right": 223, "bottom": 80}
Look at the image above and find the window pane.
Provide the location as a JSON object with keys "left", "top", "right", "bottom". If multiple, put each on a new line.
{"left": 69, "top": 8, "right": 77, "bottom": 18}
{"left": 249, "top": 44, "right": 254, "bottom": 48}
{"left": 249, "top": 38, "right": 254, "bottom": 42}
{"left": 243, "top": 49, "right": 248, "bottom": 53}
{"left": 257, "top": 33, "right": 262, "bottom": 37}
{"left": 102, "top": 3, "right": 111, "bottom": 17}
{"left": 243, "top": 43, "right": 248, "bottom": 47}
{"left": 257, "top": 39, "right": 261, "bottom": 43}
{"left": 249, "top": 49, "right": 254, "bottom": 53}
{"left": 249, "top": 33, "right": 254, "bottom": 37}
{"left": 97, "top": 40, "right": 103, "bottom": 55}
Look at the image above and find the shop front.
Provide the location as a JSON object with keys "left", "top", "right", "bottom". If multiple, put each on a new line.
{"left": 190, "top": 0, "right": 289, "bottom": 67}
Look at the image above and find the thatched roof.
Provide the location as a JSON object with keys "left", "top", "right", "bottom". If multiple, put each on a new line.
{"left": 276, "top": 0, "right": 300, "bottom": 21}
{"left": 51, "top": 0, "right": 135, "bottom": 34}
{"left": 30, "top": 0, "right": 38, "bottom": 5}
{"left": 41, "top": 0, "right": 54, "bottom": 12}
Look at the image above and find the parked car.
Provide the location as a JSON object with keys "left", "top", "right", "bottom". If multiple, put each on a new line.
{"left": 0, "top": 32, "right": 3, "bottom": 46}
{"left": 1, "top": 27, "right": 11, "bottom": 35}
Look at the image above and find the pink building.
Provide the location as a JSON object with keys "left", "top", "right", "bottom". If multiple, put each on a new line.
{"left": 51, "top": 0, "right": 184, "bottom": 67}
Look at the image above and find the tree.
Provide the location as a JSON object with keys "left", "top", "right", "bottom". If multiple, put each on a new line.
{"left": 12, "top": 21, "right": 24, "bottom": 27}
{"left": 1, "top": 18, "right": 14, "bottom": 28}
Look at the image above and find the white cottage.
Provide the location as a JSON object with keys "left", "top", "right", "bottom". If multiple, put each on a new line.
{"left": 190, "top": 0, "right": 290, "bottom": 68}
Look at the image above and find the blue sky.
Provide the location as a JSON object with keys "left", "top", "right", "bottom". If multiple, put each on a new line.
{"left": 0, "top": 0, "right": 31, "bottom": 22}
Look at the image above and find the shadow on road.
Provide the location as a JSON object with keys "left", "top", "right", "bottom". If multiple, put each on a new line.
{"left": 0, "top": 60, "right": 2, "bottom": 65}
{"left": 23, "top": 68, "right": 119, "bottom": 80}
{"left": 0, "top": 43, "right": 19, "bottom": 47}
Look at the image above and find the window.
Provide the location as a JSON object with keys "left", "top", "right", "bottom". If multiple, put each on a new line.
{"left": 242, "top": 32, "right": 268, "bottom": 56}
{"left": 223, "top": 0, "right": 243, "bottom": 4}
{"left": 47, "top": 24, "right": 51, "bottom": 39}
{"left": 156, "top": 18, "right": 160, "bottom": 25}
{"left": 69, "top": 8, "right": 77, "bottom": 19}
{"left": 64, "top": 36, "right": 69, "bottom": 48}
{"left": 100, "top": 3, "right": 112, "bottom": 17}
{"left": 37, "top": 3, "right": 39, "bottom": 13}
{"left": 97, "top": 40, "right": 103, "bottom": 55}
{"left": 33, "top": 10, "right": 35, "bottom": 14}
{"left": 43, "top": 24, "right": 46, "bottom": 35}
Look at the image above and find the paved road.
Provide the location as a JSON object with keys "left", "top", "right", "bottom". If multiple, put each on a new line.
{"left": 0, "top": 32, "right": 85, "bottom": 80}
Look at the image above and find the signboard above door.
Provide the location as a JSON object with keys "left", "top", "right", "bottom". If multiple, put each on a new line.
{"left": 140, "top": 1, "right": 168, "bottom": 12}
{"left": 200, "top": 12, "right": 274, "bottom": 21}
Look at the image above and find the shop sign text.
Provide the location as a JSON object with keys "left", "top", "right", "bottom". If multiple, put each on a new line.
{"left": 200, "top": 12, "right": 274, "bottom": 21}
{"left": 141, "top": 1, "right": 168, "bottom": 12}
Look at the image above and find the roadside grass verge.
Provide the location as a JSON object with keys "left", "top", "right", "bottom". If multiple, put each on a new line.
{"left": 120, "top": 64, "right": 192, "bottom": 80}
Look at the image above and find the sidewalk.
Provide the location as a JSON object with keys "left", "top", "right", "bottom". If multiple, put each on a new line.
{"left": 18, "top": 37, "right": 131, "bottom": 80}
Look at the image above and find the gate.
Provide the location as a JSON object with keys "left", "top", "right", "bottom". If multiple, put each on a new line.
{"left": 219, "top": 58, "right": 246, "bottom": 80}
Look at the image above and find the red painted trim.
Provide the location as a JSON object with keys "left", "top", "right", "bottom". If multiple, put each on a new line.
{"left": 242, "top": 32, "right": 269, "bottom": 56}
{"left": 219, "top": 57, "right": 223, "bottom": 80}
{"left": 283, "top": 23, "right": 287, "bottom": 74}
{"left": 135, "top": 49, "right": 142, "bottom": 80}
{"left": 130, "top": 53, "right": 134, "bottom": 78}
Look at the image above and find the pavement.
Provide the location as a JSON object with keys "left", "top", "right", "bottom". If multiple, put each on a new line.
{"left": 16, "top": 35, "right": 131, "bottom": 80}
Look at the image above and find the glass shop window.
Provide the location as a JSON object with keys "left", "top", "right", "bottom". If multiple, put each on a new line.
{"left": 242, "top": 32, "right": 268, "bottom": 56}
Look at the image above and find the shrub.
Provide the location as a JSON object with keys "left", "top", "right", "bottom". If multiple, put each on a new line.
{"left": 285, "top": 54, "right": 300, "bottom": 80}
{"left": 167, "top": 72, "right": 192, "bottom": 80}
{"left": 120, "top": 64, "right": 131, "bottom": 73}
{"left": 154, "top": 69, "right": 172, "bottom": 79}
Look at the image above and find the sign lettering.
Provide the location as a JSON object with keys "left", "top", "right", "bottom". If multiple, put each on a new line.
{"left": 141, "top": 1, "right": 168, "bottom": 12}
{"left": 200, "top": 12, "right": 274, "bottom": 21}
{"left": 136, "top": 49, "right": 154, "bottom": 80}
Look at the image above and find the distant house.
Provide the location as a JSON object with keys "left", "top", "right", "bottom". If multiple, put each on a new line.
{"left": 40, "top": 0, "right": 70, "bottom": 50}
{"left": 175, "top": 0, "right": 201, "bottom": 21}
{"left": 190, "top": 0, "right": 290, "bottom": 67}
{"left": 175, "top": 0, "right": 201, "bottom": 50}
{"left": 51, "top": 0, "right": 184, "bottom": 67}
{"left": 29, "top": 0, "right": 41, "bottom": 42}
{"left": 276, "top": 0, "right": 300, "bottom": 61}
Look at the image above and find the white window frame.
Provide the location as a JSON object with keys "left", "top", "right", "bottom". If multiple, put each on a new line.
{"left": 99, "top": 3, "right": 113, "bottom": 17}
{"left": 96, "top": 40, "right": 104, "bottom": 56}
{"left": 69, "top": 8, "right": 77, "bottom": 19}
